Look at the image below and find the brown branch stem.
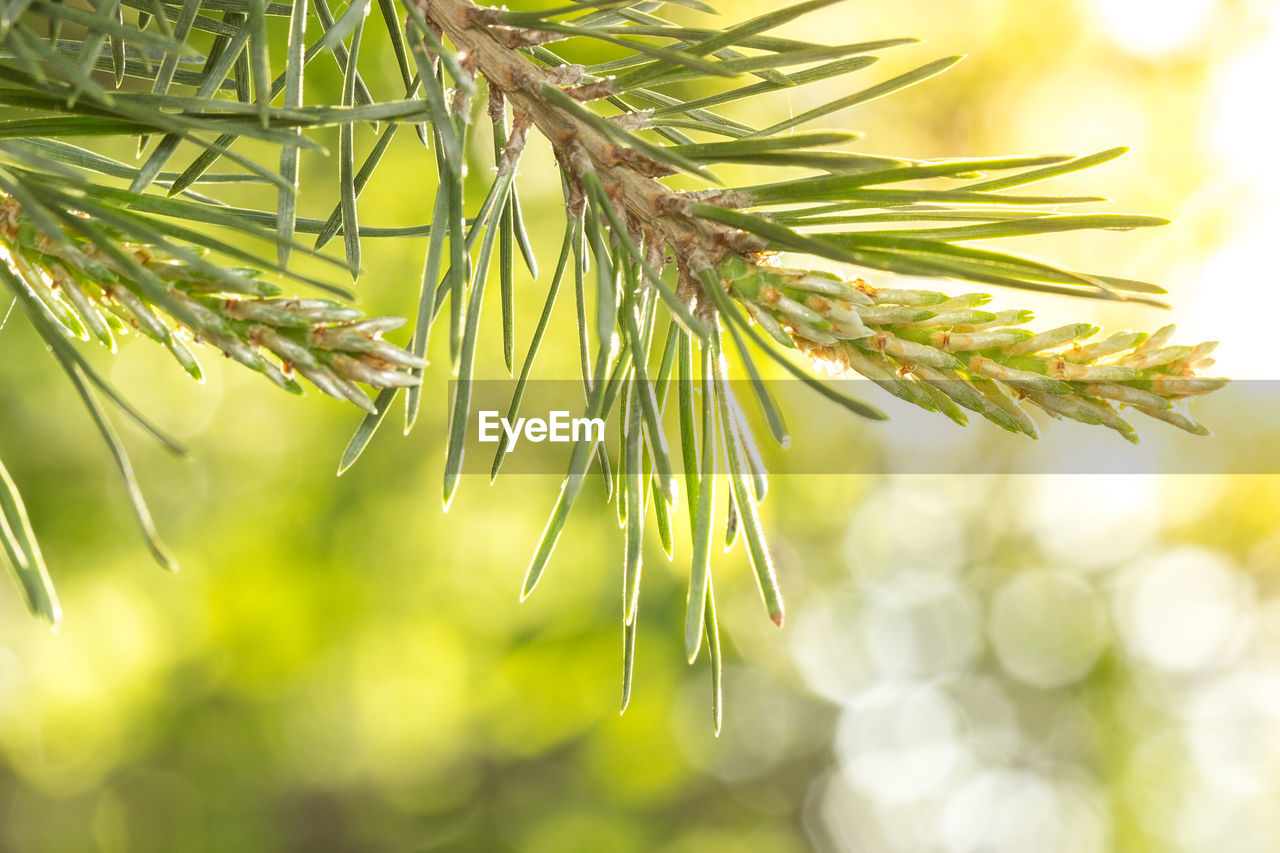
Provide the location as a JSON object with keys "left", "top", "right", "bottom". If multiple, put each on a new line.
{"left": 415, "top": 0, "right": 765, "bottom": 305}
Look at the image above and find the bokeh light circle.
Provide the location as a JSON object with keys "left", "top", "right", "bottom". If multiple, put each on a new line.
{"left": 989, "top": 569, "right": 1109, "bottom": 688}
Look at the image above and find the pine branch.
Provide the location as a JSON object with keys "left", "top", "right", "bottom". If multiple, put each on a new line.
{"left": 0, "top": 183, "right": 422, "bottom": 620}
{"left": 393, "top": 0, "right": 1225, "bottom": 721}
{"left": 0, "top": 0, "right": 1228, "bottom": 725}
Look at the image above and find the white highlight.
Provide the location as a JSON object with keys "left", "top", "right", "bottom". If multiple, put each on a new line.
{"left": 1089, "top": 0, "right": 1214, "bottom": 57}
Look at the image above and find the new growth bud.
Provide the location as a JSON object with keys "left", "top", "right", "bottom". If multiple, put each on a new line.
{"left": 722, "top": 256, "right": 1224, "bottom": 443}
{"left": 1, "top": 195, "right": 421, "bottom": 411}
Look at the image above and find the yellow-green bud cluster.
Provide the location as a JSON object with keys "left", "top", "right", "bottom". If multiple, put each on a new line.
{"left": 1, "top": 195, "right": 421, "bottom": 413}
{"left": 719, "top": 255, "right": 1225, "bottom": 442}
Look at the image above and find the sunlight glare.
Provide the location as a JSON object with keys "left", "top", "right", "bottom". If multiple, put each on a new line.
{"left": 1185, "top": 16, "right": 1280, "bottom": 377}
{"left": 1089, "top": 0, "right": 1215, "bottom": 57}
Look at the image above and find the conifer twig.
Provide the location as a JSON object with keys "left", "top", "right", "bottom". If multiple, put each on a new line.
{"left": 0, "top": 0, "right": 1229, "bottom": 724}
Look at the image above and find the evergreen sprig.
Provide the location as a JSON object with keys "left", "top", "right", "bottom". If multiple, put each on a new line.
{"left": 0, "top": 0, "right": 1224, "bottom": 726}
{"left": 0, "top": 193, "right": 422, "bottom": 405}
{"left": 720, "top": 255, "right": 1223, "bottom": 441}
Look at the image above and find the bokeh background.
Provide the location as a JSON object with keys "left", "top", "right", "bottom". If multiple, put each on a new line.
{"left": 3, "top": 0, "right": 1280, "bottom": 849}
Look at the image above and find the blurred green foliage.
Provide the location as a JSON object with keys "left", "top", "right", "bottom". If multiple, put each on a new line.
{"left": 3, "top": 0, "right": 1278, "bottom": 850}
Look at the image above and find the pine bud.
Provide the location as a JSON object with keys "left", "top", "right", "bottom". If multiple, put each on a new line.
{"left": 719, "top": 255, "right": 1226, "bottom": 442}
{"left": 1, "top": 194, "right": 421, "bottom": 410}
